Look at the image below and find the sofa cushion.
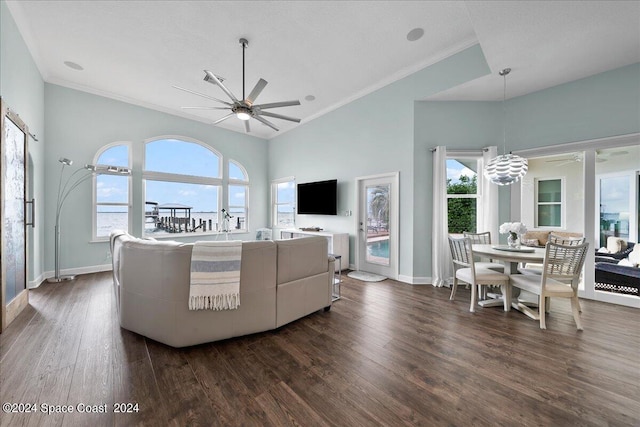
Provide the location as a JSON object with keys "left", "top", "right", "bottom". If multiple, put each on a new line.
{"left": 628, "top": 245, "right": 640, "bottom": 266}
{"left": 276, "top": 236, "right": 329, "bottom": 285}
{"left": 607, "top": 236, "right": 627, "bottom": 254}
{"left": 521, "top": 231, "right": 583, "bottom": 247}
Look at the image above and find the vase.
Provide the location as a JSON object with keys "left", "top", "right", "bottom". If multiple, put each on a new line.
{"left": 507, "top": 232, "right": 520, "bottom": 249}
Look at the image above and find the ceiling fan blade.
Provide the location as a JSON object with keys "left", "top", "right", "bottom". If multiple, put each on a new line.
{"left": 204, "top": 70, "right": 239, "bottom": 103}
{"left": 244, "top": 120, "right": 251, "bottom": 133}
{"left": 213, "top": 113, "right": 235, "bottom": 125}
{"left": 181, "top": 106, "right": 230, "bottom": 110}
{"left": 257, "top": 110, "right": 301, "bottom": 123}
{"left": 245, "top": 78, "right": 268, "bottom": 105}
{"left": 252, "top": 115, "right": 279, "bottom": 131}
{"left": 173, "top": 85, "right": 232, "bottom": 106}
{"left": 253, "top": 100, "right": 301, "bottom": 110}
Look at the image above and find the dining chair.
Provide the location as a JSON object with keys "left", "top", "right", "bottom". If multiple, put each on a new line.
{"left": 510, "top": 241, "right": 589, "bottom": 330}
{"left": 448, "top": 236, "right": 511, "bottom": 312}
{"left": 463, "top": 231, "right": 505, "bottom": 273}
{"left": 519, "top": 234, "right": 587, "bottom": 312}
{"left": 548, "top": 234, "right": 586, "bottom": 246}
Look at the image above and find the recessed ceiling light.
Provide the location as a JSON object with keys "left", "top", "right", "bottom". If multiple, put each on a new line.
{"left": 64, "top": 61, "right": 84, "bottom": 71}
{"left": 406, "top": 28, "right": 424, "bottom": 42}
{"left": 305, "top": 95, "right": 316, "bottom": 102}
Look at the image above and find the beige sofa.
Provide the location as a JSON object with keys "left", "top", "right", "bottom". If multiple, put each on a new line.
{"left": 110, "top": 230, "right": 334, "bottom": 347}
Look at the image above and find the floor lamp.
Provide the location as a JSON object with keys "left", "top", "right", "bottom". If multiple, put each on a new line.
{"left": 47, "top": 157, "right": 131, "bottom": 283}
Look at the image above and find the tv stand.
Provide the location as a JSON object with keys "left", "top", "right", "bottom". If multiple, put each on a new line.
{"left": 280, "top": 229, "right": 348, "bottom": 273}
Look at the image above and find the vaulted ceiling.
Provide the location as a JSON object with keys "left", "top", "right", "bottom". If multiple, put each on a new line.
{"left": 6, "top": 1, "right": 640, "bottom": 139}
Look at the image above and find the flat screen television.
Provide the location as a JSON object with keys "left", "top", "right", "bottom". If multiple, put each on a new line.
{"left": 297, "top": 179, "right": 337, "bottom": 215}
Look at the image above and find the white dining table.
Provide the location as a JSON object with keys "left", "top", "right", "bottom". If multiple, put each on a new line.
{"left": 472, "top": 244, "right": 546, "bottom": 312}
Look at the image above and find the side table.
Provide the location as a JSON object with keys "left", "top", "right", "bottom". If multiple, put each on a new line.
{"left": 329, "top": 254, "right": 341, "bottom": 301}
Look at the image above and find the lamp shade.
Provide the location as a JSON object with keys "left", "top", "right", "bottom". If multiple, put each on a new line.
{"left": 484, "top": 153, "right": 528, "bottom": 186}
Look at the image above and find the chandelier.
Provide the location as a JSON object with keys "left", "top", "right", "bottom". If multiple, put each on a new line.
{"left": 484, "top": 68, "right": 528, "bottom": 186}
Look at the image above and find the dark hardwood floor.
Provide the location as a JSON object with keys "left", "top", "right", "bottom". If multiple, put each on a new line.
{"left": 1, "top": 271, "right": 639, "bottom": 426}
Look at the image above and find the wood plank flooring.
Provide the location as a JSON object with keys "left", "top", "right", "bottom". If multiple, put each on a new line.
{"left": 1, "top": 271, "right": 639, "bottom": 426}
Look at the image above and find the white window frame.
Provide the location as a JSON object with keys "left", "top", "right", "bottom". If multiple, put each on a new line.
{"left": 142, "top": 136, "right": 223, "bottom": 237}
{"left": 91, "top": 141, "right": 132, "bottom": 241}
{"left": 445, "top": 155, "right": 482, "bottom": 233}
{"left": 534, "top": 177, "right": 565, "bottom": 229}
{"left": 227, "top": 159, "right": 249, "bottom": 232}
{"left": 271, "top": 176, "right": 296, "bottom": 229}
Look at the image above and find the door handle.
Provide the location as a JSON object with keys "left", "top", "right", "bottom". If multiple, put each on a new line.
{"left": 25, "top": 198, "right": 35, "bottom": 228}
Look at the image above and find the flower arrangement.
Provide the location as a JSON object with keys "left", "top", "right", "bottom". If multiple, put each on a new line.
{"left": 499, "top": 221, "right": 528, "bottom": 236}
{"left": 500, "top": 222, "right": 528, "bottom": 247}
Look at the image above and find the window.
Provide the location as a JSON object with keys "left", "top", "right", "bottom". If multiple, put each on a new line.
{"left": 446, "top": 158, "right": 479, "bottom": 233}
{"left": 228, "top": 160, "right": 249, "bottom": 231}
{"left": 272, "top": 177, "right": 295, "bottom": 228}
{"left": 143, "top": 137, "right": 222, "bottom": 236}
{"left": 93, "top": 143, "right": 131, "bottom": 239}
{"left": 536, "top": 178, "right": 563, "bottom": 227}
{"left": 93, "top": 137, "right": 250, "bottom": 238}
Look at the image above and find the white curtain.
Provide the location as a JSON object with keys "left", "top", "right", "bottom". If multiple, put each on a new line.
{"left": 480, "top": 146, "right": 499, "bottom": 242}
{"left": 432, "top": 146, "right": 451, "bottom": 287}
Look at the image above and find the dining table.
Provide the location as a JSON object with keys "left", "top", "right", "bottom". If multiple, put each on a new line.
{"left": 472, "top": 243, "right": 546, "bottom": 315}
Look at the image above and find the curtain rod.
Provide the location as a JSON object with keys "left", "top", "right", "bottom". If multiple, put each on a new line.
{"left": 430, "top": 147, "right": 489, "bottom": 153}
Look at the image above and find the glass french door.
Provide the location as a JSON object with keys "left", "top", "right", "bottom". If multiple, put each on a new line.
{"left": 356, "top": 173, "right": 399, "bottom": 279}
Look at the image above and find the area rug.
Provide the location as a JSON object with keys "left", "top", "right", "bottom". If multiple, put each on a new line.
{"left": 347, "top": 271, "right": 387, "bottom": 282}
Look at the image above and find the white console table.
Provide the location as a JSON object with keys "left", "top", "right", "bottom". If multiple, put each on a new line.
{"left": 280, "top": 229, "right": 349, "bottom": 273}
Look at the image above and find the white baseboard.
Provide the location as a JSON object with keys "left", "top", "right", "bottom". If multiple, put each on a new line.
{"left": 28, "top": 273, "right": 46, "bottom": 289}
{"left": 35, "top": 264, "right": 112, "bottom": 288}
{"left": 398, "top": 275, "right": 432, "bottom": 285}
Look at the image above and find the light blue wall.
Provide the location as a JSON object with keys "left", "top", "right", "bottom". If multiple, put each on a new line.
{"left": 413, "top": 101, "right": 509, "bottom": 280}
{"left": 44, "top": 84, "right": 268, "bottom": 272}
{"left": 507, "top": 62, "right": 640, "bottom": 149}
{"left": 1, "top": 1, "right": 45, "bottom": 283}
{"left": 269, "top": 44, "right": 491, "bottom": 279}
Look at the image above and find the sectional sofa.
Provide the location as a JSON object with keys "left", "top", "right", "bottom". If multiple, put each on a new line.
{"left": 110, "top": 230, "right": 335, "bottom": 347}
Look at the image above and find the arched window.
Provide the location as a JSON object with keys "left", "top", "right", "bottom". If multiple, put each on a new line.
{"left": 227, "top": 160, "right": 249, "bottom": 232}
{"left": 143, "top": 137, "right": 224, "bottom": 235}
{"left": 93, "top": 143, "right": 131, "bottom": 239}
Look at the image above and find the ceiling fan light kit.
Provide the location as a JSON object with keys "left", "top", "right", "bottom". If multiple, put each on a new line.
{"left": 484, "top": 68, "right": 528, "bottom": 186}
{"left": 176, "top": 38, "right": 301, "bottom": 133}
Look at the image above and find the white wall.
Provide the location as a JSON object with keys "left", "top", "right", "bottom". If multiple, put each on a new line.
{"left": 520, "top": 157, "right": 584, "bottom": 233}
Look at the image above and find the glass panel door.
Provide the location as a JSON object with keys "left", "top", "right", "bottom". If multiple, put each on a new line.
{"left": 357, "top": 173, "right": 399, "bottom": 279}
{"left": 365, "top": 184, "right": 390, "bottom": 266}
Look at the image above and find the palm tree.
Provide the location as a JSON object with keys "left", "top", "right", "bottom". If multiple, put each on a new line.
{"left": 369, "top": 186, "right": 389, "bottom": 232}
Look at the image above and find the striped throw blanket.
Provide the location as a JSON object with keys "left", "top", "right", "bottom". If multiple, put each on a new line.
{"left": 189, "top": 241, "right": 242, "bottom": 311}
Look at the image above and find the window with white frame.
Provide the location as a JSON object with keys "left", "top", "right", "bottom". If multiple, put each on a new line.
{"left": 93, "top": 143, "right": 131, "bottom": 239}
{"left": 228, "top": 160, "right": 249, "bottom": 231}
{"left": 446, "top": 157, "right": 480, "bottom": 233}
{"left": 536, "top": 178, "right": 563, "bottom": 227}
{"left": 143, "top": 137, "right": 222, "bottom": 235}
{"left": 272, "top": 177, "right": 295, "bottom": 228}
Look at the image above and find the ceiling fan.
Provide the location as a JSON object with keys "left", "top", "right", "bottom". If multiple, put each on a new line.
{"left": 174, "top": 38, "right": 301, "bottom": 133}
{"left": 545, "top": 152, "right": 582, "bottom": 166}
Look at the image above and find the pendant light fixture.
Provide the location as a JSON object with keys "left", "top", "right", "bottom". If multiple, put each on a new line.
{"left": 484, "top": 68, "right": 528, "bottom": 185}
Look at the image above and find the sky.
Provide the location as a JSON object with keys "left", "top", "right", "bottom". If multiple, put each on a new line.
{"left": 446, "top": 159, "right": 476, "bottom": 184}
{"left": 96, "top": 138, "right": 246, "bottom": 212}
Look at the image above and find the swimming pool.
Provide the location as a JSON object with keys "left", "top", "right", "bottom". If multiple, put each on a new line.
{"left": 367, "top": 239, "right": 389, "bottom": 259}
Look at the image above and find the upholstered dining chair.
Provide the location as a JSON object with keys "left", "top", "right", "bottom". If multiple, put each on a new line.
{"left": 448, "top": 236, "right": 511, "bottom": 313}
{"left": 510, "top": 241, "right": 589, "bottom": 330}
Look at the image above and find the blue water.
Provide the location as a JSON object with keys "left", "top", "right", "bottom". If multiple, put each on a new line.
{"left": 367, "top": 239, "right": 390, "bottom": 258}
